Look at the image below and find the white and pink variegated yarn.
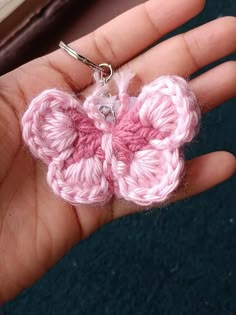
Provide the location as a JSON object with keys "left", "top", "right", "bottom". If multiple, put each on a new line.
{"left": 21, "top": 72, "right": 200, "bottom": 206}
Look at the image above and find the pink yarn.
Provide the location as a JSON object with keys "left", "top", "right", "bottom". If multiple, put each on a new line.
{"left": 21, "top": 73, "right": 200, "bottom": 206}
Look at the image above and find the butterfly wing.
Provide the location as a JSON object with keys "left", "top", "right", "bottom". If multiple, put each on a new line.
{"left": 22, "top": 89, "right": 111, "bottom": 204}
{"left": 113, "top": 75, "right": 200, "bottom": 206}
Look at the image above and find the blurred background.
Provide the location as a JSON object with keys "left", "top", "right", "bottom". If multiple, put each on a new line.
{"left": 1, "top": 0, "right": 236, "bottom": 314}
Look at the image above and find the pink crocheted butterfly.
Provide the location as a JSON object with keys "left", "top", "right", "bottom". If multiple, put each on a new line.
{"left": 22, "top": 72, "right": 200, "bottom": 206}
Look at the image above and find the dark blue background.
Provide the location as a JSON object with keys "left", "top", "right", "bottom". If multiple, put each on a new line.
{"left": 2, "top": 0, "right": 236, "bottom": 314}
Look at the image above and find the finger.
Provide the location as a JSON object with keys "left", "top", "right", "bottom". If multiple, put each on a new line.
{"left": 84, "top": 60, "right": 236, "bottom": 112}
{"left": 174, "top": 151, "right": 236, "bottom": 202}
{"left": 45, "top": 0, "right": 205, "bottom": 89}
{"left": 128, "top": 16, "right": 236, "bottom": 81}
{"left": 190, "top": 61, "right": 236, "bottom": 113}
{"left": 112, "top": 152, "right": 236, "bottom": 219}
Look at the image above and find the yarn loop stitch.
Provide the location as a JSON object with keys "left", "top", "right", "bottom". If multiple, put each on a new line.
{"left": 22, "top": 73, "right": 200, "bottom": 206}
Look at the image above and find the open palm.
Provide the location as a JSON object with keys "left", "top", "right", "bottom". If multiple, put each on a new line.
{"left": 0, "top": 0, "right": 235, "bottom": 303}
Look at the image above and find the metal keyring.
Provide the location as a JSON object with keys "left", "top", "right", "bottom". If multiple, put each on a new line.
{"left": 59, "top": 41, "right": 113, "bottom": 83}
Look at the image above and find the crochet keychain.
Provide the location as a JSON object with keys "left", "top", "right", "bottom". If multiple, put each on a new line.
{"left": 22, "top": 41, "right": 200, "bottom": 206}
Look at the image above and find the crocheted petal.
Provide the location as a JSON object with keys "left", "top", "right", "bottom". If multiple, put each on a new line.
{"left": 47, "top": 157, "right": 111, "bottom": 205}
{"left": 136, "top": 75, "right": 200, "bottom": 150}
{"left": 21, "top": 89, "right": 93, "bottom": 165}
{"left": 115, "top": 148, "right": 184, "bottom": 206}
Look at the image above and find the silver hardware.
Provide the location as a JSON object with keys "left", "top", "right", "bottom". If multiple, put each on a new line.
{"left": 99, "top": 105, "right": 116, "bottom": 122}
{"left": 59, "top": 41, "right": 113, "bottom": 83}
{"left": 59, "top": 41, "right": 115, "bottom": 121}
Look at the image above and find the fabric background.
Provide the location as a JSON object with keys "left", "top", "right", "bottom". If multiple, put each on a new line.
{"left": 1, "top": 0, "right": 236, "bottom": 314}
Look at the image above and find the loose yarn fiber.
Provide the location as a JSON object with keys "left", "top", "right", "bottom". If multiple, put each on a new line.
{"left": 22, "top": 73, "right": 200, "bottom": 206}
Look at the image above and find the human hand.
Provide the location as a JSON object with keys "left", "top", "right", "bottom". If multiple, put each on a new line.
{"left": 0, "top": 0, "right": 235, "bottom": 303}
